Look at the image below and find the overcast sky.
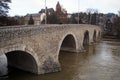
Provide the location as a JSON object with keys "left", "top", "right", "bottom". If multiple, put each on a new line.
{"left": 9, "top": 0, "right": 120, "bottom": 16}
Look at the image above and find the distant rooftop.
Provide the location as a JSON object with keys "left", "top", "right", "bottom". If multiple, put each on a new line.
{"left": 39, "top": 8, "right": 54, "bottom": 14}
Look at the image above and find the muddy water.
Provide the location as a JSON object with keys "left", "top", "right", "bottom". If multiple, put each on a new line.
{"left": 1, "top": 39, "right": 120, "bottom": 80}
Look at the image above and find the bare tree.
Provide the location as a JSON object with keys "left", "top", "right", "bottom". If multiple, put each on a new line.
{"left": 86, "top": 8, "right": 94, "bottom": 24}
{"left": 86, "top": 8, "right": 98, "bottom": 24}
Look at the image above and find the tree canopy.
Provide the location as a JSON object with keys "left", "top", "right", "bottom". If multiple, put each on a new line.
{"left": 0, "top": 0, "right": 11, "bottom": 16}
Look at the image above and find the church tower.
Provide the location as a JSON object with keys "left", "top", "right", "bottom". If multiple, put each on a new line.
{"left": 56, "top": 1, "right": 61, "bottom": 13}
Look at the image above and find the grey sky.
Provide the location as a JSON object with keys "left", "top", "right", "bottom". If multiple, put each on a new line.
{"left": 9, "top": 0, "right": 120, "bottom": 16}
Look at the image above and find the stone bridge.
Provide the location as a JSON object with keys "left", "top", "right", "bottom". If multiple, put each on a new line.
{"left": 0, "top": 24, "right": 102, "bottom": 75}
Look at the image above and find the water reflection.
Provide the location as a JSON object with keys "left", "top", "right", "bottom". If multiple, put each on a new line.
{"left": 0, "top": 40, "right": 120, "bottom": 80}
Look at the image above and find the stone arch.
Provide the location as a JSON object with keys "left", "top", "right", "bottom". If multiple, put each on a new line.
{"left": 52, "top": 33, "right": 78, "bottom": 74}
{"left": 2, "top": 45, "right": 40, "bottom": 74}
{"left": 93, "top": 30, "right": 97, "bottom": 42}
{"left": 55, "top": 33, "right": 78, "bottom": 70}
{"left": 83, "top": 30, "right": 89, "bottom": 48}
{"left": 5, "top": 50, "right": 38, "bottom": 74}
{"left": 59, "top": 33, "right": 77, "bottom": 52}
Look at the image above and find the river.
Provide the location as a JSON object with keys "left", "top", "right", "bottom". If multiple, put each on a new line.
{"left": 0, "top": 39, "right": 120, "bottom": 80}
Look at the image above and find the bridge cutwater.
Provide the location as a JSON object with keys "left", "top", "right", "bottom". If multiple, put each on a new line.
{"left": 0, "top": 24, "right": 102, "bottom": 74}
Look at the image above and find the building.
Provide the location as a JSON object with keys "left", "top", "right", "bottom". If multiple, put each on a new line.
{"left": 39, "top": 8, "right": 54, "bottom": 15}
{"left": 24, "top": 13, "right": 46, "bottom": 25}
{"left": 24, "top": 2, "right": 68, "bottom": 25}
{"left": 24, "top": 13, "right": 40, "bottom": 25}
{"left": 56, "top": 1, "right": 68, "bottom": 23}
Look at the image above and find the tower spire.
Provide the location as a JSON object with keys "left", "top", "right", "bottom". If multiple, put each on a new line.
{"left": 56, "top": 1, "right": 60, "bottom": 7}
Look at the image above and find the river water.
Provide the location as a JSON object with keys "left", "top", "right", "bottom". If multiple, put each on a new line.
{"left": 0, "top": 39, "right": 120, "bottom": 80}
